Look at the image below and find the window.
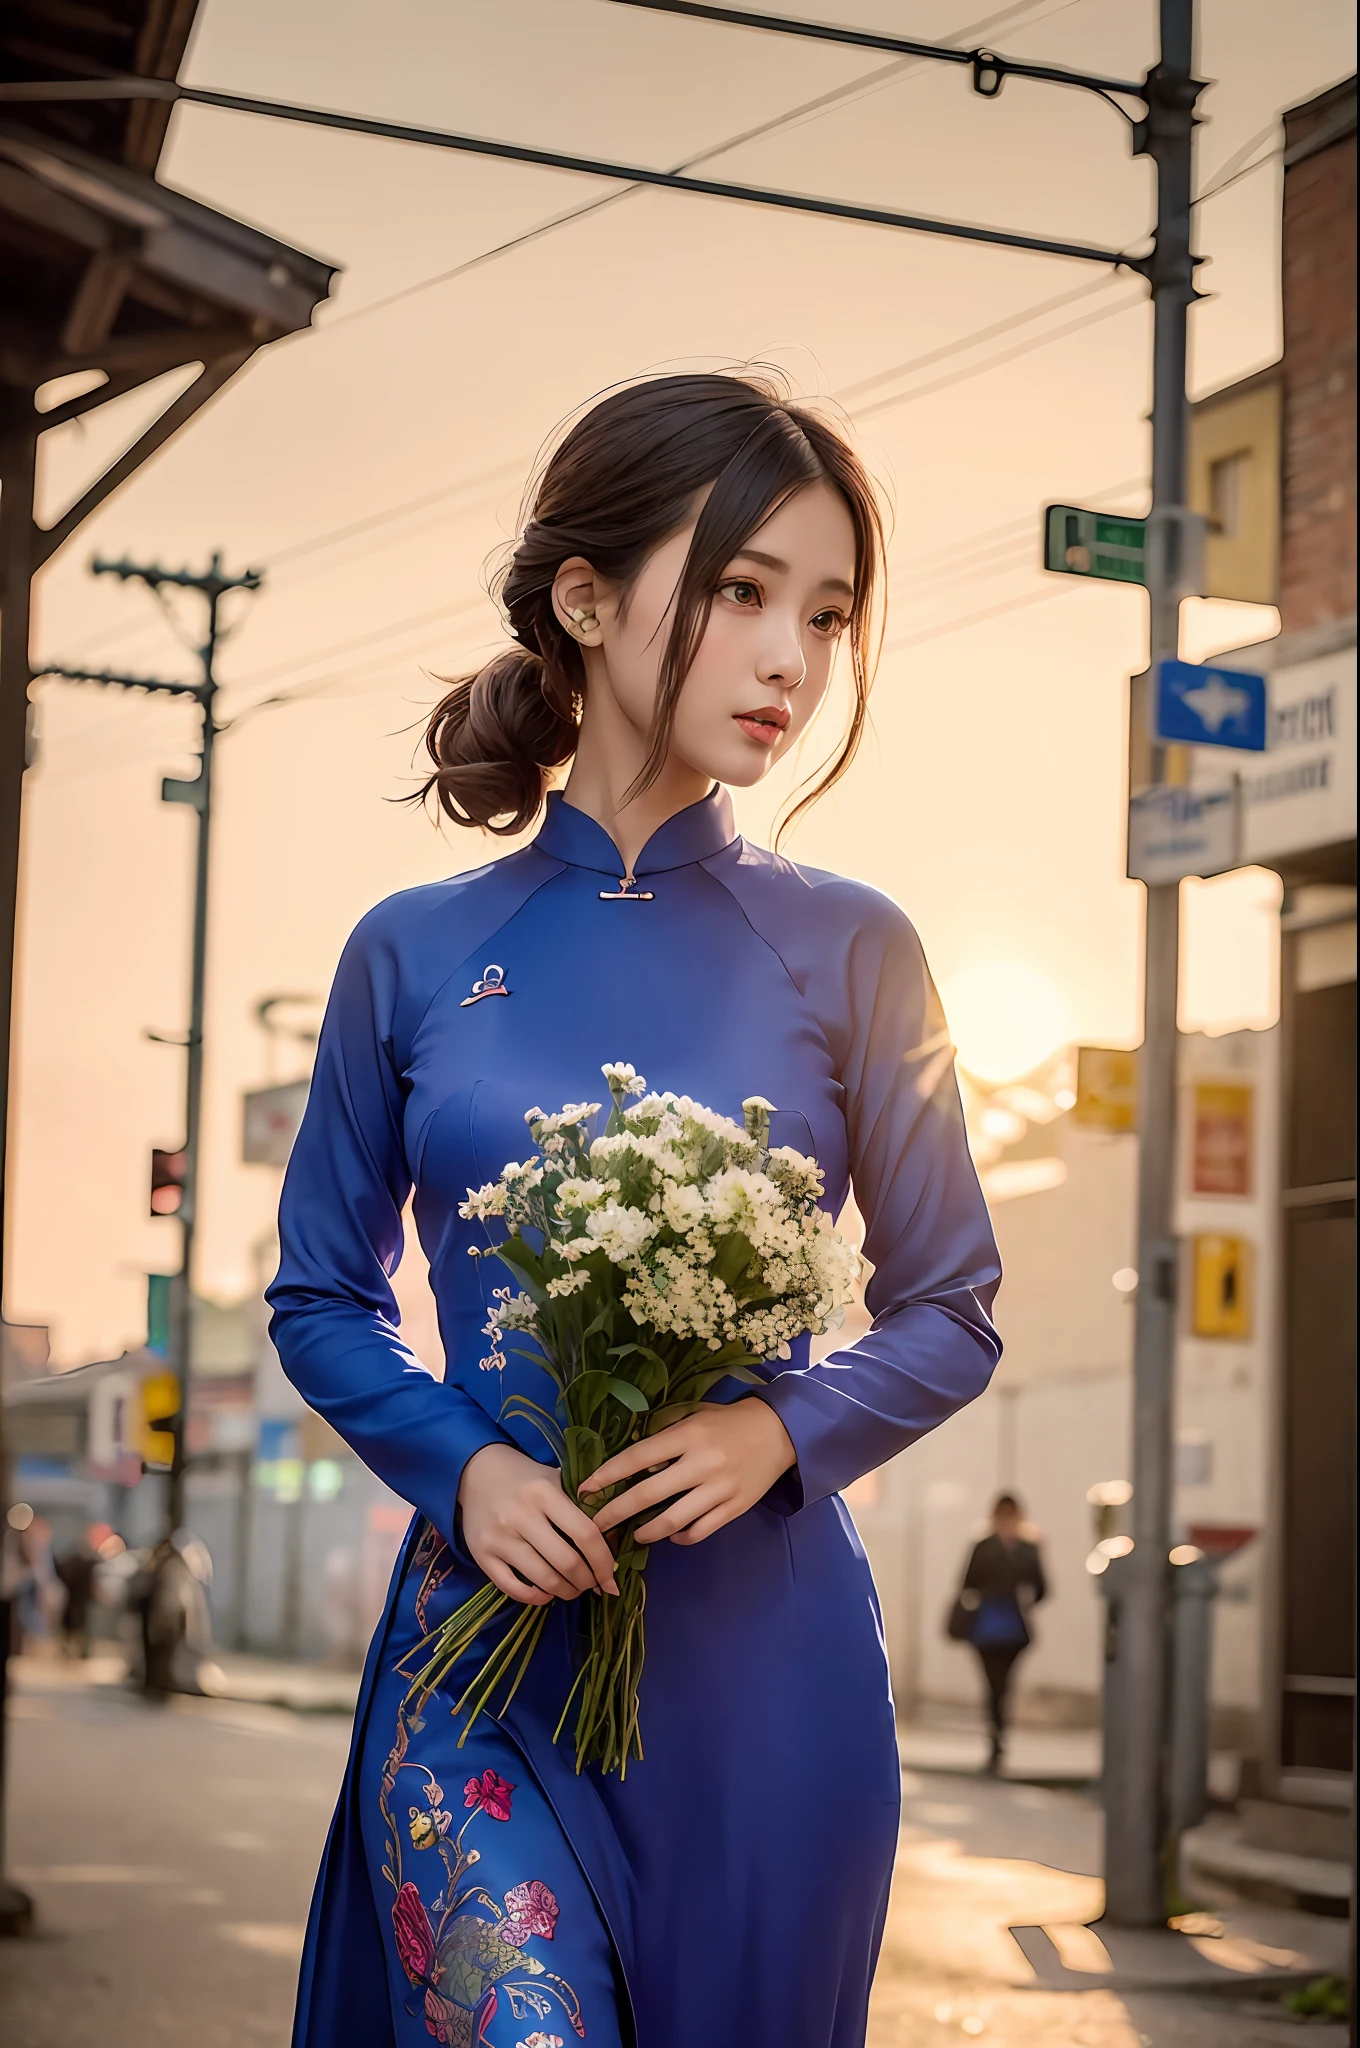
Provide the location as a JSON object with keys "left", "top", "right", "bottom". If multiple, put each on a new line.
{"left": 1209, "top": 450, "right": 1250, "bottom": 538}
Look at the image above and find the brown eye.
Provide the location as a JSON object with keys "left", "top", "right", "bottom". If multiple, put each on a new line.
{"left": 720, "top": 579, "right": 761, "bottom": 607}
{"left": 810, "top": 609, "right": 846, "bottom": 636}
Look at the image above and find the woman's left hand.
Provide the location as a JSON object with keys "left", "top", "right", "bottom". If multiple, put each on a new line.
{"left": 577, "top": 1398, "right": 797, "bottom": 1547}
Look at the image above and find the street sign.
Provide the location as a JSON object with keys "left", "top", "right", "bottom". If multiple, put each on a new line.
{"left": 1127, "top": 782, "right": 1237, "bottom": 885}
{"left": 1190, "top": 1083, "right": 1253, "bottom": 1198}
{"left": 1075, "top": 1047, "right": 1139, "bottom": 1133}
{"left": 243, "top": 1078, "right": 310, "bottom": 1165}
{"left": 1155, "top": 657, "right": 1267, "bottom": 751}
{"left": 1044, "top": 505, "right": 1146, "bottom": 584}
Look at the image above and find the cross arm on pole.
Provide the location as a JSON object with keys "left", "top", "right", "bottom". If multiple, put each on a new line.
{"left": 32, "top": 661, "right": 207, "bottom": 702}
{"left": 0, "top": 79, "right": 1142, "bottom": 272}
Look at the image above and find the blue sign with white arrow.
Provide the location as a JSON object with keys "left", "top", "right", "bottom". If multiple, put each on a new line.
{"left": 1155, "top": 658, "right": 1267, "bottom": 752}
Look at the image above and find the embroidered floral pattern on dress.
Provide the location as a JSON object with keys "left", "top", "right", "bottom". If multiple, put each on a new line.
{"left": 379, "top": 1528, "right": 588, "bottom": 2045}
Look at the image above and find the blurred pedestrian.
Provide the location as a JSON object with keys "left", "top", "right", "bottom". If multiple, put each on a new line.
{"left": 55, "top": 1527, "right": 101, "bottom": 1658}
{"left": 953, "top": 1493, "right": 1046, "bottom": 1773}
{"left": 11, "top": 1510, "right": 61, "bottom": 1651}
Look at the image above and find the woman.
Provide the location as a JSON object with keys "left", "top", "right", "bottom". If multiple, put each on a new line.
{"left": 269, "top": 371, "right": 1002, "bottom": 2048}
{"left": 959, "top": 1494, "right": 1047, "bottom": 1774}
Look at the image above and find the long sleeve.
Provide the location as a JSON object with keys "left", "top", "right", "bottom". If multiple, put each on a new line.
{"left": 266, "top": 905, "right": 509, "bottom": 1543}
{"left": 759, "top": 896, "right": 1001, "bottom": 1511}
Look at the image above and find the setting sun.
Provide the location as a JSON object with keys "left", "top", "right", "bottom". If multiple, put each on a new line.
{"left": 941, "top": 962, "right": 1074, "bottom": 1086}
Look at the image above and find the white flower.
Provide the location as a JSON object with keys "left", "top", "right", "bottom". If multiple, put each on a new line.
{"left": 555, "top": 1176, "right": 618, "bottom": 1210}
{"left": 501, "top": 1159, "right": 544, "bottom": 1188}
{"left": 767, "top": 1145, "right": 823, "bottom": 1197}
{"left": 529, "top": 1103, "right": 600, "bottom": 1137}
{"left": 459, "top": 1181, "right": 506, "bottom": 1219}
{"left": 584, "top": 1202, "right": 657, "bottom": 1263}
{"left": 601, "top": 1061, "right": 646, "bottom": 1096}
{"left": 546, "top": 1270, "right": 592, "bottom": 1298}
{"left": 660, "top": 1181, "right": 705, "bottom": 1233}
{"left": 742, "top": 1095, "right": 776, "bottom": 1115}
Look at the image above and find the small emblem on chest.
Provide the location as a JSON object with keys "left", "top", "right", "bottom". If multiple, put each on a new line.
{"left": 460, "top": 963, "right": 510, "bottom": 1006}
{"left": 598, "top": 873, "right": 655, "bottom": 902}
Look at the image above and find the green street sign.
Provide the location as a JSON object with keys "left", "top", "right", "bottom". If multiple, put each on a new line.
{"left": 1044, "top": 505, "right": 1147, "bottom": 585}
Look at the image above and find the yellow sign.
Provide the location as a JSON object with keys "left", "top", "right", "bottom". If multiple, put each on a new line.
{"left": 1075, "top": 1047, "right": 1139, "bottom": 1133}
{"left": 139, "top": 1369, "right": 181, "bottom": 1467}
{"left": 1192, "top": 1234, "right": 1253, "bottom": 1339}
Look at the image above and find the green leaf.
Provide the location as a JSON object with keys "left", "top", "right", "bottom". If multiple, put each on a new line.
{"left": 566, "top": 1369, "right": 614, "bottom": 1424}
{"left": 499, "top": 1395, "right": 567, "bottom": 1464}
{"left": 603, "top": 1376, "right": 649, "bottom": 1413}
{"left": 564, "top": 1424, "right": 606, "bottom": 1487}
{"left": 493, "top": 1238, "right": 549, "bottom": 1299}
{"left": 714, "top": 1229, "right": 756, "bottom": 1287}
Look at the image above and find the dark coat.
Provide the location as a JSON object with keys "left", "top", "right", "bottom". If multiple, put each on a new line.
{"left": 962, "top": 1534, "right": 1046, "bottom": 1648}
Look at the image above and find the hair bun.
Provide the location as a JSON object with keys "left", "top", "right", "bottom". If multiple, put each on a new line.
{"left": 417, "top": 647, "right": 577, "bottom": 834}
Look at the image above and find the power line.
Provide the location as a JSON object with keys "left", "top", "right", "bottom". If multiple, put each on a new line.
{"left": 265, "top": 458, "right": 526, "bottom": 567}
{"left": 834, "top": 273, "right": 1117, "bottom": 403}
{"left": 220, "top": 593, "right": 493, "bottom": 696}
{"left": 852, "top": 289, "right": 1145, "bottom": 421}
{"left": 1194, "top": 147, "right": 1281, "bottom": 207}
{"left": 880, "top": 578, "right": 1086, "bottom": 653}
{"left": 51, "top": 0, "right": 1087, "bottom": 614}
{"left": 276, "top": 0, "right": 1088, "bottom": 342}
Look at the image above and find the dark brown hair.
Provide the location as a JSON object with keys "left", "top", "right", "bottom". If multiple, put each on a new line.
{"left": 415, "top": 370, "right": 885, "bottom": 843}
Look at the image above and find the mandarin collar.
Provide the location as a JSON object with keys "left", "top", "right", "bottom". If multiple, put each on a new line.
{"left": 534, "top": 785, "right": 738, "bottom": 877}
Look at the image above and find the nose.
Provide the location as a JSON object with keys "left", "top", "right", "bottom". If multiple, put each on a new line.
{"left": 756, "top": 612, "right": 808, "bottom": 690}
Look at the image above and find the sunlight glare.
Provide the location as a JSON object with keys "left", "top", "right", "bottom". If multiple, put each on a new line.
{"left": 941, "top": 962, "right": 1073, "bottom": 1085}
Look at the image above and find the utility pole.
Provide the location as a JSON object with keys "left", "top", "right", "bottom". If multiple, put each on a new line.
{"left": 1105, "top": 0, "right": 1205, "bottom": 1926}
{"left": 39, "top": 552, "right": 261, "bottom": 1542}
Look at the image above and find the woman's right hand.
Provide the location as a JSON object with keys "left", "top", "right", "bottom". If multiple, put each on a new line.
{"left": 457, "top": 1442, "right": 619, "bottom": 1605}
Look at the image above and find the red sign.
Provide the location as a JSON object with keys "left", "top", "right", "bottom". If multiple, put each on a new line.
{"left": 1191, "top": 1083, "right": 1253, "bottom": 1197}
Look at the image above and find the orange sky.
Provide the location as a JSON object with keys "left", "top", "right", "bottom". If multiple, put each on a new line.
{"left": 14, "top": 0, "right": 1356, "bottom": 1362}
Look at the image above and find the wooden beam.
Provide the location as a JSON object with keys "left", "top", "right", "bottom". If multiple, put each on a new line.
{"left": 33, "top": 346, "right": 252, "bottom": 568}
{"left": 0, "top": 320, "right": 254, "bottom": 387}
{"left": 60, "top": 250, "right": 134, "bottom": 355}
{"left": 126, "top": 0, "right": 200, "bottom": 171}
{"left": 33, "top": 367, "right": 143, "bottom": 429}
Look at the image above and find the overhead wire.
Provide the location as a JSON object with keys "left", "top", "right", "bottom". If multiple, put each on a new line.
{"left": 294, "top": 0, "right": 1089, "bottom": 344}
{"left": 41, "top": 0, "right": 1283, "bottom": 781}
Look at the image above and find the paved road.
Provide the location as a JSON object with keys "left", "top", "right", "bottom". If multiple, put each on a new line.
{"left": 1, "top": 1670, "right": 1346, "bottom": 2046}
{"left": 2, "top": 1675, "right": 349, "bottom": 2047}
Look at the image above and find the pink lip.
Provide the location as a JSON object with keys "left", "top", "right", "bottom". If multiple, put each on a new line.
{"left": 733, "top": 706, "right": 790, "bottom": 747}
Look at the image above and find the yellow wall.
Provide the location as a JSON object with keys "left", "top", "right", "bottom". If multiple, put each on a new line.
{"left": 1189, "top": 378, "right": 1282, "bottom": 604}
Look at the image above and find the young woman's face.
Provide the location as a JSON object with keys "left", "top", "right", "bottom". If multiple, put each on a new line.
{"left": 575, "top": 479, "right": 859, "bottom": 790}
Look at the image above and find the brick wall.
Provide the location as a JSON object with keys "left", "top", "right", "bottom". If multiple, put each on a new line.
{"left": 1279, "top": 83, "right": 1357, "bottom": 636}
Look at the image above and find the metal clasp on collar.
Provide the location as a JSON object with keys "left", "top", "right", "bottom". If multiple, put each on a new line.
{"left": 598, "top": 874, "right": 654, "bottom": 902}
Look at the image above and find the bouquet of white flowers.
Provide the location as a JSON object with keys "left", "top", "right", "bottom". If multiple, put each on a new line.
{"left": 402, "top": 1063, "right": 860, "bottom": 1777}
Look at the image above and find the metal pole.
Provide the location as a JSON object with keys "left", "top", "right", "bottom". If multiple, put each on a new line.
{"left": 166, "top": 591, "right": 219, "bottom": 1539}
{"left": 0, "top": 402, "right": 37, "bottom": 1937}
{"left": 1104, "top": 0, "right": 1203, "bottom": 1926}
{"left": 76, "top": 551, "right": 258, "bottom": 1545}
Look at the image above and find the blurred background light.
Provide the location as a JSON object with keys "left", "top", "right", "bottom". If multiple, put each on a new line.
{"left": 942, "top": 962, "right": 1074, "bottom": 1086}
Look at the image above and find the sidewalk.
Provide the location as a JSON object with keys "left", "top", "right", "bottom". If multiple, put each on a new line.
{"left": 10, "top": 1647, "right": 361, "bottom": 1715}
{"left": 873, "top": 1763, "right": 1349, "bottom": 2045}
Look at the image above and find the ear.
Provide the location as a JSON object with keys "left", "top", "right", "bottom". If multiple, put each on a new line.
{"left": 551, "top": 557, "right": 605, "bottom": 645}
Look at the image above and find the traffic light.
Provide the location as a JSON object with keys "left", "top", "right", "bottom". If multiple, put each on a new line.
{"left": 139, "top": 1370, "right": 181, "bottom": 1468}
{"left": 150, "top": 1147, "right": 187, "bottom": 1217}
